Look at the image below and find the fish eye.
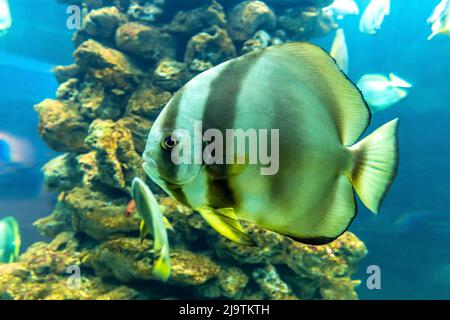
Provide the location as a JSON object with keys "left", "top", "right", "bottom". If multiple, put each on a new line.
{"left": 162, "top": 135, "right": 178, "bottom": 150}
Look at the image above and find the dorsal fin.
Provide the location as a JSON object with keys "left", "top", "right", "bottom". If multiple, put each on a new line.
{"left": 263, "top": 42, "right": 371, "bottom": 146}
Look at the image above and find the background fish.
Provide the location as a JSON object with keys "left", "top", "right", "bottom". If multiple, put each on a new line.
{"left": 359, "top": 0, "right": 390, "bottom": 34}
{"left": 131, "top": 177, "right": 171, "bottom": 281}
{"left": 357, "top": 73, "right": 412, "bottom": 112}
{"left": 0, "top": 0, "right": 11, "bottom": 35}
{"left": 142, "top": 43, "right": 399, "bottom": 246}
{"left": 330, "top": 28, "right": 349, "bottom": 73}
{"left": 0, "top": 216, "right": 20, "bottom": 263}
{"left": 323, "top": 0, "right": 360, "bottom": 20}
{"left": 428, "top": 0, "right": 450, "bottom": 40}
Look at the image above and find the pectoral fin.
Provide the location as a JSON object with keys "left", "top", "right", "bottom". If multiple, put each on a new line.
{"left": 140, "top": 220, "right": 151, "bottom": 243}
{"left": 198, "top": 208, "right": 254, "bottom": 245}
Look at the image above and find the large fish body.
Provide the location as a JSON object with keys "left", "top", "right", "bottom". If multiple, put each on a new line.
{"left": 359, "top": 0, "right": 390, "bottom": 34}
{"left": 357, "top": 73, "right": 412, "bottom": 112}
{"left": 143, "top": 43, "right": 399, "bottom": 245}
{"left": 0, "top": 217, "right": 21, "bottom": 263}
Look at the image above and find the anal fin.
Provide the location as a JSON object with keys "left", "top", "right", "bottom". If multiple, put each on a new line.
{"left": 198, "top": 208, "right": 254, "bottom": 246}
{"left": 285, "top": 175, "right": 356, "bottom": 245}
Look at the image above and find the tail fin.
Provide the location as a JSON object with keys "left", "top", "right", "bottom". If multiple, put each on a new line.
{"left": 348, "top": 119, "right": 399, "bottom": 213}
{"left": 389, "top": 73, "right": 412, "bottom": 88}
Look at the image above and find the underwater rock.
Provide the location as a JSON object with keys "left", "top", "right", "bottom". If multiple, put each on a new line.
{"left": 42, "top": 153, "right": 80, "bottom": 192}
{"left": 196, "top": 266, "right": 249, "bottom": 299}
{"left": 127, "top": 0, "right": 164, "bottom": 24}
{"left": 277, "top": 6, "right": 337, "bottom": 40}
{"left": 153, "top": 58, "right": 192, "bottom": 91}
{"left": 227, "top": 1, "right": 277, "bottom": 41}
{"left": 90, "top": 237, "right": 221, "bottom": 286}
{"left": 78, "top": 79, "right": 127, "bottom": 120}
{"left": 74, "top": 39, "right": 143, "bottom": 90}
{"left": 115, "top": 22, "right": 177, "bottom": 61}
{"left": 253, "top": 264, "right": 297, "bottom": 300}
{"left": 67, "top": 187, "right": 140, "bottom": 239}
{"left": 265, "top": 0, "right": 333, "bottom": 6}
{"left": 85, "top": 119, "right": 144, "bottom": 191}
{"left": 125, "top": 80, "right": 172, "bottom": 119}
{"left": 117, "top": 115, "right": 153, "bottom": 154}
{"left": 35, "top": 99, "right": 89, "bottom": 153}
{"left": 185, "top": 26, "right": 236, "bottom": 72}
{"left": 82, "top": 7, "right": 125, "bottom": 39}
{"left": 34, "top": 195, "right": 74, "bottom": 238}
{"left": 165, "top": 0, "right": 226, "bottom": 35}
{"left": 53, "top": 64, "right": 81, "bottom": 83}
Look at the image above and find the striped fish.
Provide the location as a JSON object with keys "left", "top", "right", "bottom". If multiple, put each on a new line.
{"left": 0, "top": 216, "right": 21, "bottom": 263}
{"left": 142, "top": 42, "right": 399, "bottom": 245}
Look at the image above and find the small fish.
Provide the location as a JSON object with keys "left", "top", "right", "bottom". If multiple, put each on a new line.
{"left": 142, "top": 43, "right": 399, "bottom": 246}
{"left": 323, "top": 0, "right": 360, "bottom": 20}
{"left": 131, "top": 177, "right": 171, "bottom": 281}
{"left": 428, "top": 0, "right": 450, "bottom": 40}
{"left": 0, "top": 132, "right": 34, "bottom": 174}
{"left": 330, "top": 28, "right": 349, "bottom": 74}
{"left": 0, "top": 0, "right": 11, "bottom": 35}
{"left": 359, "top": 0, "right": 390, "bottom": 34}
{"left": 0, "top": 217, "right": 21, "bottom": 263}
{"left": 357, "top": 73, "right": 412, "bottom": 112}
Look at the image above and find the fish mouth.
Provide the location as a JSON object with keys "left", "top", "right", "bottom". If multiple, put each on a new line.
{"left": 142, "top": 158, "right": 185, "bottom": 190}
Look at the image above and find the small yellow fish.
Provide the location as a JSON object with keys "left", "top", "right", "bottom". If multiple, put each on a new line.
{"left": 428, "top": 0, "right": 450, "bottom": 40}
{"left": 359, "top": 0, "right": 390, "bottom": 34}
{"left": 131, "top": 177, "right": 171, "bottom": 281}
{"left": 330, "top": 28, "right": 349, "bottom": 74}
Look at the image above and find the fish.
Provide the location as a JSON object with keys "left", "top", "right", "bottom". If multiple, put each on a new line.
{"left": 357, "top": 73, "right": 412, "bottom": 112}
{"left": 0, "top": 131, "right": 34, "bottom": 174}
{"left": 0, "top": 216, "right": 21, "bottom": 263}
{"left": 142, "top": 42, "right": 399, "bottom": 246}
{"left": 428, "top": 0, "right": 450, "bottom": 40}
{"left": 359, "top": 0, "right": 390, "bottom": 34}
{"left": 0, "top": 0, "right": 11, "bottom": 35}
{"left": 130, "top": 177, "right": 171, "bottom": 281}
{"left": 323, "top": 0, "right": 360, "bottom": 20}
{"left": 330, "top": 28, "right": 349, "bottom": 74}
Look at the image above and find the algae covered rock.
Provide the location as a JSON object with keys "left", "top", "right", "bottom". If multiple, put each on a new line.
{"left": 115, "top": 22, "right": 177, "bottom": 61}
{"left": 82, "top": 7, "right": 125, "bottom": 39}
{"left": 35, "top": 99, "right": 89, "bottom": 152}
{"left": 228, "top": 1, "right": 277, "bottom": 41}
{"left": 185, "top": 26, "right": 236, "bottom": 72}
{"left": 74, "top": 39, "right": 142, "bottom": 90}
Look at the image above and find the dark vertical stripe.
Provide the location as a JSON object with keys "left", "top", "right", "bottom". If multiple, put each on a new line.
{"left": 202, "top": 51, "right": 262, "bottom": 209}
{"left": 159, "top": 87, "right": 191, "bottom": 207}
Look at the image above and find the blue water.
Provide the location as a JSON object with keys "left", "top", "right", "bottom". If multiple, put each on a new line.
{"left": 0, "top": 0, "right": 449, "bottom": 299}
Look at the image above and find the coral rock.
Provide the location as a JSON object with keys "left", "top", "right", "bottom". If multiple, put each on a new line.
{"left": 35, "top": 99, "right": 89, "bottom": 152}
{"left": 74, "top": 39, "right": 142, "bottom": 90}
{"left": 165, "top": 0, "right": 226, "bottom": 35}
{"left": 42, "top": 153, "right": 80, "bottom": 191}
{"left": 125, "top": 81, "right": 172, "bottom": 119}
{"left": 85, "top": 119, "right": 145, "bottom": 190}
{"left": 82, "top": 7, "right": 125, "bottom": 39}
{"left": 228, "top": 1, "right": 277, "bottom": 41}
{"left": 153, "top": 58, "right": 192, "bottom": 91}
{"left": 185, "top": 26, "right": 236, "bottom": 72}
{"left": 115, "top": 22, "right": 177, "bottom": 61}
